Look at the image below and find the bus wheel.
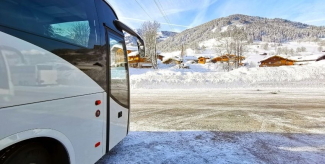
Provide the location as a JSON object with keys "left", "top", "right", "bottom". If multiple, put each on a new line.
{"left": 1, "top": 142, "right": 51, "bottom": 164}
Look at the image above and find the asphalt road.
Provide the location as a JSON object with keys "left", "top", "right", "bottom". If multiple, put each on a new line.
{"left": 130, "top": 88, "right": 325, "bottom": 133}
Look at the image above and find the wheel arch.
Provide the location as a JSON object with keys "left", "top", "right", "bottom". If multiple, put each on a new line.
{"left": 0, "top": 129, "right": 75, "bottom": 164}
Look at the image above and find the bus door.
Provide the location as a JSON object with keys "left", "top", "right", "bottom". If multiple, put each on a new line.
{"left": 106, "top": 28, "right": 130, "bottom": 150}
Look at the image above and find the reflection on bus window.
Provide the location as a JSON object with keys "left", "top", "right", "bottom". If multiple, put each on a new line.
{"left": 109, "top": 35, "right": 129, "bottom": 107}
{"left": 0, "top": 49, "right": 10, "bottom": 95}
{"left": 50, "top": 21, "right": 91, "bottom": 47}
{"left": 0, "top": 0, "right": 98, "bottom": 48}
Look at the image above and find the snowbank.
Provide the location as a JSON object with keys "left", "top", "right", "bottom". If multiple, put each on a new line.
{"left": 130, "top": 61, "right": 325, "bottom": 89}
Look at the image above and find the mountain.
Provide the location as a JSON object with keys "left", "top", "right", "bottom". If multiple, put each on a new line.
{"left": 157, "top": 14, "right": 325, "bottom": 52}
{"left": 124, "top": 31, "right": 177, "bottom": 46}
{"left": 157, "top": 31, "right": 178, "bottom": 42}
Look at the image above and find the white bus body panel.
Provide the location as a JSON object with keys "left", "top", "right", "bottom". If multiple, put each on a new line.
{"left": 0, "top": 32, "right": 104, "bottom": 108}
{"left": 0, "top": 93, "right": 105, "bottom": 164}
{"left": 109, "top": 98, "right": 128, "bottom": 150}
{"left": 0, "top": 32, "right": 108, "bottom": 163}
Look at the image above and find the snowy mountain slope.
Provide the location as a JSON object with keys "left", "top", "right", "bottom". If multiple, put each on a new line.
{"left": 157, "top": 14, "right": 325, "bottom": 52}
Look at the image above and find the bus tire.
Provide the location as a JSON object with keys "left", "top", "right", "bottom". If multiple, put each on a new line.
{"left": 0, "top": 142, "right": 51, "bottom": 164}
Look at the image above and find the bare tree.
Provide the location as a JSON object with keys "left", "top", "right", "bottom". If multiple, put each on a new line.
{"left": 216, "top": 26, "right": 248, "bottom": 68}
{"left": 138, "top": 21, "right": 160, "bottom": 69}
{"left": 263, "top": 43, "right": 269, "bottom": 50}
{"left": 68, "top": 22, "right": 90, "bottom": 47}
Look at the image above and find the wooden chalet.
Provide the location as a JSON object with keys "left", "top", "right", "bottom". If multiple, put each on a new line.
{"left": 212, "top": 54, "right": 245, "bottom": 64}
{"left": 162, "top": 57, "right": 182, "bottom": 65}
{"left": 316, "top": 55, "right": 325, "bottom": 61}
{"left": 198, "top": 56, "right": 210, "bottom": 64}
{"left": 127, "top": 51, "right": 152, "bottom": 68}
{"left": 126, "top": 46, "right": 138, "bottom": 54}
{"left": 259, "top": 55, "right": 295, "bottom": 67}
{"left": 158, "top": 54, "right": 164, "bottom": 61}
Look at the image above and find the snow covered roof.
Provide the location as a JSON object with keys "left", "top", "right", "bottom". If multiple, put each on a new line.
{"left": 316, "top": 55, "right": 325, "bottom": 61}
{"left": 260, "top": 55, "right": 296, "bottom": 62}
{"left": 289, "top": 54, "right": 322, "bottom": 61}
{"left": 128, "top": 51, "right": 139, "bottom": 57}
{"left": 111, "top": 44, "right": 123, "bottom": 50}
{"left": 127, "top": 46, "right": 138, "bottom": 51}
{"left": 197, "top": 55, "right": 210, "bottom": 59}
{"left": 162, "top": 56, "right": 182, "bottom": 63}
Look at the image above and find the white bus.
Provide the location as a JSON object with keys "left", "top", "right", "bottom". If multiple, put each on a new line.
{"left": 0, "top": 0, "right": 144, "bottom": 163}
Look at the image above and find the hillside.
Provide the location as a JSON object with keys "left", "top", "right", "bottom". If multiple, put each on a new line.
{"left": 157, "top": 14, "right": 325, "bottom": 52}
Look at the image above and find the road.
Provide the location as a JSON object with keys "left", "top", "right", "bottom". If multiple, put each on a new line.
{"left": 98, "top": 88, "right": 325, "bottom": 164}
{"left": 130, "top": 88, "right": 325, "bottom": 133}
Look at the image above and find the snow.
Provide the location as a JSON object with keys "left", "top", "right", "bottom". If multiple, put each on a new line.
{"left": 220, "top": 24, "right": 244, "bottom": 32}
{"left": 97, "top": 131, "right": 325, "bottom": 164}
{"left": 127, "top": 51, "right": 139, "bottom": 57}
{"left": 221, "top": 25, "right": 229, "bottom": 32}
{"left": 211, "top": 27, "right": 217, "bottom": 33}
{"left": 126, "top": 46, "right": 138, "bottom": 51}
{"left": 130, "top": 61, "right": 325, "bottom": 89}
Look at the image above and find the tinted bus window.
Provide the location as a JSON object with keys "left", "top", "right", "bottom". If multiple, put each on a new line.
{"left": 109, "top": 34, "right": 129, "bottom": 107}
{"left": 95, "top": 0, "right": 123, "bottom": 43}
{"left": 0, "top": 0, "right": 99, "bottom": 48}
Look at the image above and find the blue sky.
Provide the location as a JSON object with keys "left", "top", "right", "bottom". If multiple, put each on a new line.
{"left": 107, "top": 0, "right": 325, "bottom": 32}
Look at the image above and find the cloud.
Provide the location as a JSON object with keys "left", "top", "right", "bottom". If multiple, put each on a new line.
{"left": 107, "top": 0, "right": 325, "bottom": 32}
{"left": 304, "top": 18, "right": 325, "bottom": 23}
{"left": 189, "top": 0, "right": 218, "bottom": 28}
{"left": 120, "top": 17, "right": 191, "bottom": 28}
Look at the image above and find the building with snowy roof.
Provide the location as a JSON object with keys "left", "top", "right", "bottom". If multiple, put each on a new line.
{"left": 259, "top": 55, "right": 295, "bottom": 67}
{"left": 127, "top": 51, "right": 152, "bottom": 68}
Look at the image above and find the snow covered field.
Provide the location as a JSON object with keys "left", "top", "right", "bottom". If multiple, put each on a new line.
{"left": 130, "top": 61, "right": 325, "bottom": 89}
{"left": 97, "top": 88, "right": 325, "bottom": 163}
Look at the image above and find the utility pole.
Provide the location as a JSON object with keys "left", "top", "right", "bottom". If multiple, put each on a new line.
{"left": 180, "top": 43, "right": 184, "bottom": 63}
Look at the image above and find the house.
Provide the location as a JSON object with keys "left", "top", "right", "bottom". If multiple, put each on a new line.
{"left": 127, "top": 51, "right": 152, "bottom": 68}
{"left": 128, "top": 51, "right": 140, "bottom": 67}
{"left": 158, "top": 54, "right": 164, "bottom": 61}
{"left": 162, "top": 56, "right": 182, "bottom": 65}
{"left": 212, "top": 54, "right": 245, "bottom": 63}
{"left": 259, "top": 55, "right": 295, "bottom": 67}
{"left": 126, "top": 46, "right": 138, "bottom": 54}
{"left": 198, "top": 56, "right": 210, "bottom": 64}
{"left": 110, "top": 44, "right": 125, "bottom": 64}
{"left": 316, "top": 55, "right": 325, "bottom": 61}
